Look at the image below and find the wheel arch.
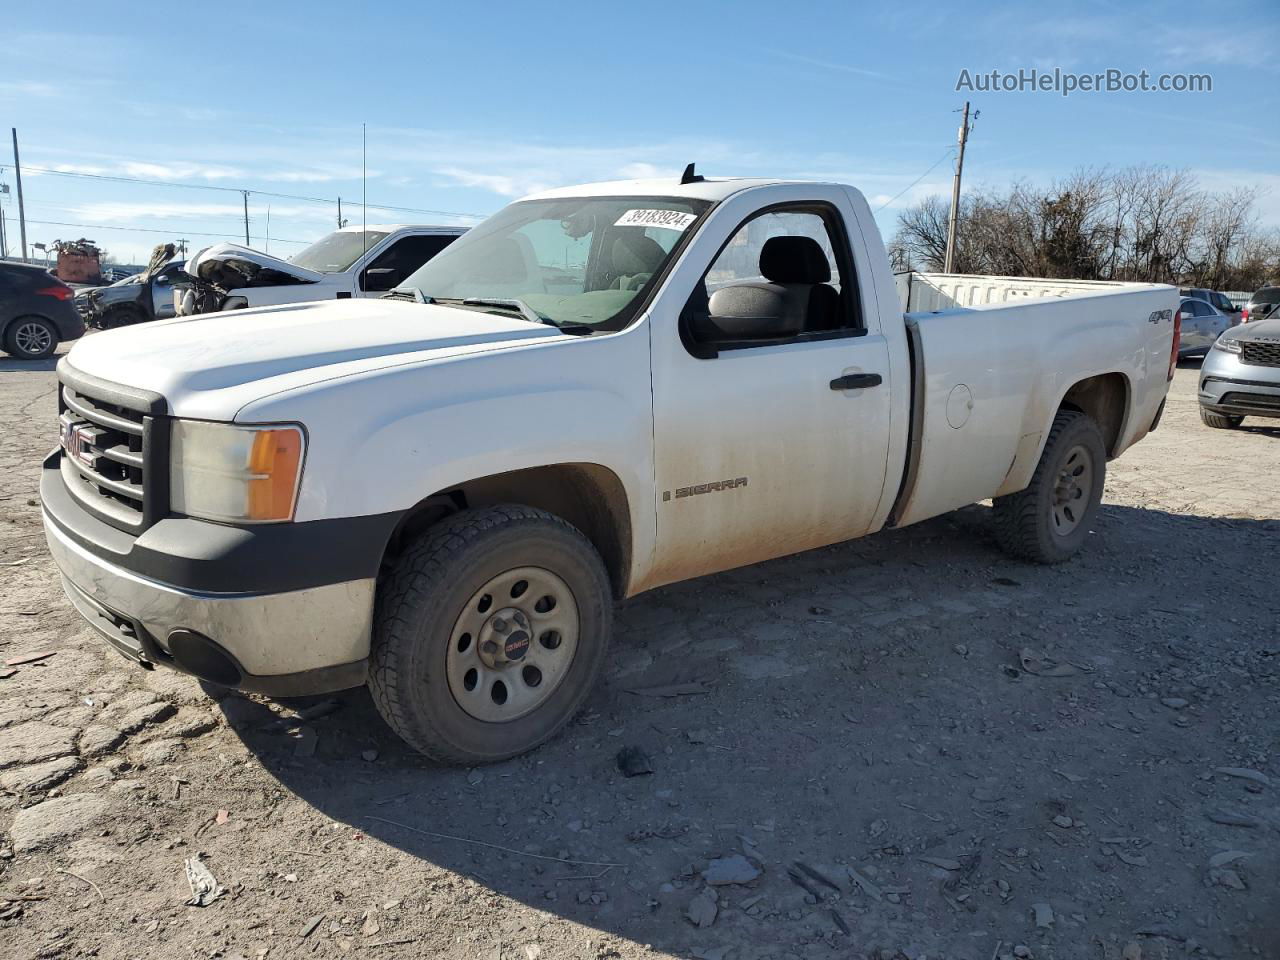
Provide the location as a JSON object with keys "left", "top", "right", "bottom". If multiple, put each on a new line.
{"left": 381, "top": 462, "right": 634, "bottom": 600}
{"left": 1056, "top": 371, "right": 1131, "bottom": 459}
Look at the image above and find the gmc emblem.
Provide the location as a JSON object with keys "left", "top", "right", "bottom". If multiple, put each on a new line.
{"left": 61, "top": 421, "right": 96, "bottom": 468}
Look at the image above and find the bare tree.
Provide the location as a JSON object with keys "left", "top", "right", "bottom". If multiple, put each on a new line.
{"left": 891, "top": 165, "right": 1280, "bottom": 290}
{"left": 1193, "top": 187, "right": 1258, "bottom": 288}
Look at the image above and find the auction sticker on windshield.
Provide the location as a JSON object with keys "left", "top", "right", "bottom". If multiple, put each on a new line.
{"left": 614, "top": 209, "right": 698, "bottom": 231}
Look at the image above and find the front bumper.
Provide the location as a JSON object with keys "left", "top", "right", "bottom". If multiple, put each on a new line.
{"left": 1199, "top": 349, "right": 1280, "bottom": 419}
{"left": 45, "top": 515, "right": 373, "bottom": 694}
{"left": 40, "top": 449, "right": 393, "bottom": 696}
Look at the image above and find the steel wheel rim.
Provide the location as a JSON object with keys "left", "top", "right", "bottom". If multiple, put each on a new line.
{"left": 446, "top": 565, "right": 580, "bottom": 723}
{"left": 15, "top": 322, "right": 52, "bottom": 355}
{"left": 1051, "top": 443, "right": 1093, "bottom": 535}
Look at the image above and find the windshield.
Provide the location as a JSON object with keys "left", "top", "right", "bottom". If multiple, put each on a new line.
{"left": 1252, "top": 286, "right": 1280, "bottom": 304}
{"left": 399, "top": 196, "right": 711, "bottom": 330}
{"left": 290, "top": 230, "right": 390, "bottom": 273}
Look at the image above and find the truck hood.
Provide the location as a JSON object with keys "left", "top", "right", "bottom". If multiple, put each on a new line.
{"left": 64, "top": 298, "right": 565, "bottom": 420}
{"left": 185, "top": 243, "right": 325, "bottom": 287}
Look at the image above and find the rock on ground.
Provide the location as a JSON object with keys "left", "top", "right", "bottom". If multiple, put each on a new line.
{"left": 11, "top": 794, "right": 112, "bottom": 852}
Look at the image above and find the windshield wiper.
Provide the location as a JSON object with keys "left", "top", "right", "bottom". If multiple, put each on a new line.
{"left": 419, "top": 295, "right": 595, "bottom": 335}
{"left": 382, "top": 287, "right": 431, "bottom": 303}
{"left": 461, "top": 297, "right": 549, "bottom": 327}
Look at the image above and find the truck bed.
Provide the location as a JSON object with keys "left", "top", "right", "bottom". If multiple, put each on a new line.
{"left": 897, "top": 271, "right": 1143, "bottom": 313}
{"left": 889, "top": 283, "right": 1177, "bottom": 528}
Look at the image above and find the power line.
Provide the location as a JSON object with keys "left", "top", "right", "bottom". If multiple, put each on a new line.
{"left": 23, "top": 217, "right": 310, "bottom": 245}
{"left": 20, "top": 164, "right": 488, "bottom": 220}
{"left": 875, "top": 148, "right": 956, "bottom": 212}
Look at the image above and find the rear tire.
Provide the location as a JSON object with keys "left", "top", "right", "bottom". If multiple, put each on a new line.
{"left": 992, "top": 410, "right": 1106, "bottom": 564}
{"left": 368, "top": 504, "right": 612, "bottom": 765}
{"left": 1200, "top": 407, "right": 1243, "bottom": 429}
{"left": 3, "top": 316, "right": 59, "bottom": 360}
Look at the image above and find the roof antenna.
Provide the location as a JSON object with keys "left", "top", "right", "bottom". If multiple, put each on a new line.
{"left": 680, "top": 162, "right": 704, "bottom": 185}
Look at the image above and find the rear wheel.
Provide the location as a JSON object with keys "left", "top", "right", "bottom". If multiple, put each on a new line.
{"left": 368, "top": 504, "right": 612, "bottom": 765}
{"left": 992, "top": 410, "right": 1106, "bottom": 564}
{"left": 3, "top": 316, "right": 58, "bottom": 360}
{"left": 1200, "top": 407, "right": 1243, "bottom": 429}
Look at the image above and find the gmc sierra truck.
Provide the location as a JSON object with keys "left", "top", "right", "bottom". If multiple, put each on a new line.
{"left": 41, "top": 172, "right": 1180, "bottom": 764}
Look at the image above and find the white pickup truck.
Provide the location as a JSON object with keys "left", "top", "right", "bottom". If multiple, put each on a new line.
{"left": 42, "top": 173, "right": 1180, "bottom": 764}
{"left": 177, "top": 224, "right": 466, "bottom": 315}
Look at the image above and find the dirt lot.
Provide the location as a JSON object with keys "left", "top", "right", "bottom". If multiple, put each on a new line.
{"left": 2, "top": 352, "right": 1277, "bottom": 960}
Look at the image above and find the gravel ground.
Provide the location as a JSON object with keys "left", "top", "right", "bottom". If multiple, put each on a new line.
{"left": 1, "top": 351, "right": 1277, "bottom": 960}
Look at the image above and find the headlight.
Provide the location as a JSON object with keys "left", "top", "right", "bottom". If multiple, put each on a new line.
{"left": 170, "top": 420, "right": 305, "bottom": 523}
{"left": 1212, "top": 336, "right": 1242, "bottom": 354}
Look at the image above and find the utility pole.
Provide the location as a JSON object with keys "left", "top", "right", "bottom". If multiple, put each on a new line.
{"left": 11, "top": 128, "right": 29, "bottom": 261}
{"left": 242, "top": 191, "right": 250, "bottom": 245}
{"left": 177, "top": 238, "right": 188, "bottom": 257}
{"left": 337, "top": 196, "right": 343, "bottom": 229}
{"left": 361, "top": 123, "right": 367, "bottom": 253}
{"left": 943, "top": 102, "right": 975, "bottom": 274}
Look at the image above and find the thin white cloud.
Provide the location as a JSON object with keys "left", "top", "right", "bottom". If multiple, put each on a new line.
{"left": 26, "top": 155, "right": 380, "bottom": 186}
{"left": 433, "top": 167, "right": 552, "bottom": 198}
{"left": 0, "top": 80, "right": 59, "bottom": 98}
{"left": 766, "top": 49, "right": 898, "bottom": 82}
{"left": 1156, "top": 24, "right": 1278, "bottom": 68}
{"left": 71, "top": 201, "right": 328, "bottom": 222}
{"left": 120, "top": 161, "right": 240, "bottom": 181}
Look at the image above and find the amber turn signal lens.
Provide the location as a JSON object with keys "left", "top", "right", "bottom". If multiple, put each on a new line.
{"left": 246, "top": 429, "right": 304, "bottom": 521}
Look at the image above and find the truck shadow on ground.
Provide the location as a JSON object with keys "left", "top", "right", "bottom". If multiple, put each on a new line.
{"left": 216, "top": 501, "right": 1279, "bottom": 958}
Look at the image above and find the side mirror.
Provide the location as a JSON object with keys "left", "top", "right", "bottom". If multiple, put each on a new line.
{"left": 363, "top": 267, "right": 401, "bottom": 292}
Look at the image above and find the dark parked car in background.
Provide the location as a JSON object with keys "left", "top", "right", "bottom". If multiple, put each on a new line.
{"left": 1242, "top": 286, "right": 1280, "bottom": 324}
{"left": 76, "top": 258, "right": 186, "bottom": 329}
{"left": 0, "top": 260, "right": 85, "bottom": 360}
{"left": 1180, "top": 287, "right": 1242, "bottom": 326}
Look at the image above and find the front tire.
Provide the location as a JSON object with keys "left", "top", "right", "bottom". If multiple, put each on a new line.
{"left": 992, "top": 410, "right": 1106, "bottom": 564}
{"left": 102, "top": 304, "right": 148, "bottom": 329}
{"left": 369, "top": 505, "right": 612, "bottom": 765}
{"left": 1200, "top": 408, "right": 1243, "bottom": 429}
{"left": 4, "top": 316, "right": 59, "bottom": 359}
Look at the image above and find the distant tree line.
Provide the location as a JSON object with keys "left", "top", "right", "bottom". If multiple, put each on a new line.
{"left": 889, "top": 165, "right": 1279, "bottom": 292}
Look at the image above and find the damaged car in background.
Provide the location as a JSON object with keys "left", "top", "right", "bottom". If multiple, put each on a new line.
{"left": 76, "top": 244, "right": 186, "bottom": 330}
{"left": 176, "top": 224, "right": 467, "bottom": 315}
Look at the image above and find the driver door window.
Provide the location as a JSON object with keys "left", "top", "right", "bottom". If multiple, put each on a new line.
{"left": 683, "top": 206, "right": 860, "bottom": 354}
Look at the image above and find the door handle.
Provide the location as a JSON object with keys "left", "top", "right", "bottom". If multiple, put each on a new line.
{"left": 830, "top": 373, "right": 882, "bottom": 391}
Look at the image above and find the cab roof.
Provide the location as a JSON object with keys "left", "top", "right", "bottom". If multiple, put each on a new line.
{"left": 334, "top": 224, "right": 469, "bottom": 234}
{"left": 521, "top": 176, "right": 829, "bottom": 204}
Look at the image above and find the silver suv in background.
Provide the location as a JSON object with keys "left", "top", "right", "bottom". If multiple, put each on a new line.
{"left": 1242, "top": 285, "right": 1280, "bottom": 324}
{"left": 1199, "top": 316, "right": 1280, "bottom": 428}
{"left": 1179, "top": 296, "right": 1231, "bottom": 358}
{"left": 1181, "top": 287, "right": 1241, "bottom": 325}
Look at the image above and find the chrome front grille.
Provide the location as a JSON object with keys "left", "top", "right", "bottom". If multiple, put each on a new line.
{"left": 1240, "top": 341, "right": 1280, "bottom": 367}
{"left": 57, "top": 367, "right": 168, "bottom": 533}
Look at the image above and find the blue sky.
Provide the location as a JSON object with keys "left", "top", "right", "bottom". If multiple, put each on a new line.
{"left": 2, "top": 0, "right": 1277, "bottom": 265}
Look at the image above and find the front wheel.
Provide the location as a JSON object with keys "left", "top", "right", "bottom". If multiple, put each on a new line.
{"left": 1200, "top": 407, "right": 1243, "bottom": 429}
{"left": 369, "top": 504, "right": 613, "bottom": 765}
{"left": 4, "top": 316, "right": 59, "bottom": 360}
{"left": 992, "top": 410, "right": 1106, "bottom": 564}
